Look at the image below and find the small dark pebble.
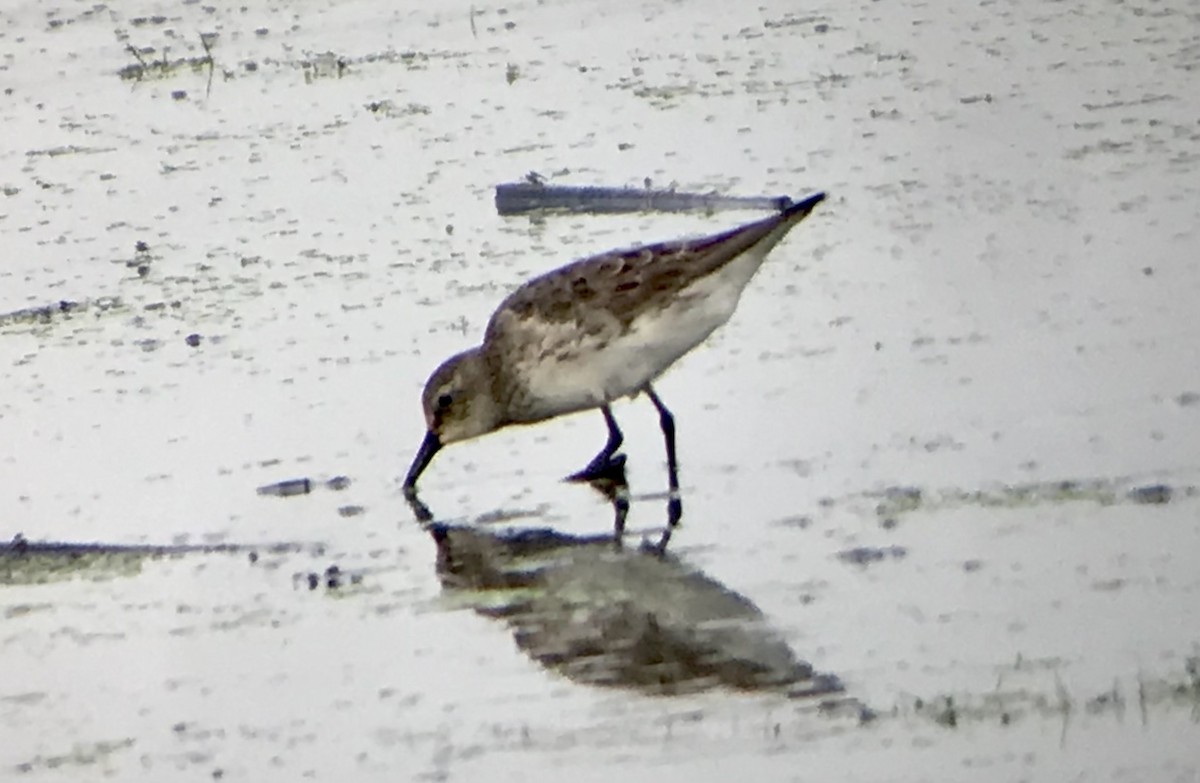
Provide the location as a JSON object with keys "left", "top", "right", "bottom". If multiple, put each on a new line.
{"left": 1128, "top": 484, "right": 1171, "bottom": 504}
{"left": 933, "top": 699, "right": 958, "bottom": 728}
{"left": 837, "top": 545, "right": 908, "bottom": 566}
{"left": 854, "top": 706, "right": 883, "bottom": 725}
{"left": 875, "top": 485, "right": 921, "bottom": 520}
{"left": 257, "top": 478, "right": 312, "bottom": 497}
{"left": 185, "top": 333, "right": 202, "bottom": 347}
{"left": 247, "top": 551, "right": 258, "bottom": 564}
{"left": 325, "top": 475, "right": 351, "bottom": 491}
{"left": 135, "top": 240, "right": 150, "bottom": 253}
{"left": 171, "top": 90, "right": 187, "bottom": 101}
{"left": 814, "top": 23, "right": 829, "bottom": 33}
{"left": 307, "top": 573, "right": 319, "bottom": 590}
{"left": 325, "top": 565, "right": 341, "bottom": 589}
{"left": 1176, "top": 391, "right": 1200, "bottom": 407}
{"left": 337, "top": 505, "right": 365, "bottom": 518}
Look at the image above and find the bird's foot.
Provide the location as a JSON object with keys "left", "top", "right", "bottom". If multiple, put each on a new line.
{"left": 565, "top": 452, "right": 627, "bottom": 484}
{"left": 564, "top": 454, "right": 630, "bottom": 547}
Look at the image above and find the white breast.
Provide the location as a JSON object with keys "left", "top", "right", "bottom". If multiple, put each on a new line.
{"left": 514, "top": 251, "right": 764, "bottom": 419}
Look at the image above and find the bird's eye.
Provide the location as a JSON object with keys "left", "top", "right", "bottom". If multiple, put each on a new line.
{"left": 436, "top": 393, "right": 453, "bottom": 410}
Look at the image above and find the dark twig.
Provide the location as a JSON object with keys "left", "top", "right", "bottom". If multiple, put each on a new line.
{"left": 125, "top": 43, "right": 149, "bottom": 75}
{"left": 199, "top": 32, "right": 215, "bottom": 98}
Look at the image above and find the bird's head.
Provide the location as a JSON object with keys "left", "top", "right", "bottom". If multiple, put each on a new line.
{"left": 403, "top": 348, "right": 499, "bottom": 496}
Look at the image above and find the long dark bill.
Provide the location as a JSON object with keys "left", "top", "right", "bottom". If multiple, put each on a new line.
{"left": 402, "top": 430, "right": 442, "bottom": 500}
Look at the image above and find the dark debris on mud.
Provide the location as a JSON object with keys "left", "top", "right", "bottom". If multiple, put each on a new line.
{"left": 291, "top": 563, "right": 364, "bottom": 592}
{"left": 900, "top": 654, "right": 1200, "bottom": 732}
{"left": 0, "top": 297, "right": 121, "bottom": 329}
{"left": 256, "top": 475, "right": 351, "bottom": 497}
{"left": 866, "top": 477, "right": 1194, "bottom": 523}
{"left": 0, "top": 534, "right": 322, "bottom": 586}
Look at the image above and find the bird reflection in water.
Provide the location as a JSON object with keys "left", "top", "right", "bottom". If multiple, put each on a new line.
{"left": 404, "top": 465, "right": 849, "bottom": 700}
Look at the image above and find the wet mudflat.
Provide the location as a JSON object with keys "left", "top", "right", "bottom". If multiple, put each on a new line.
{"left": 2, "top": 0, "right": 1199, "bottom": 780}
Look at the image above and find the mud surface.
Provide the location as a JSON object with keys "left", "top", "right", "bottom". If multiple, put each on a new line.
{"left": 2, "top": 0, "right": 1199, "bottom": 780}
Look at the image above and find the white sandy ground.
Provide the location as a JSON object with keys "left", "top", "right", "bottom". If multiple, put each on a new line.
{"left": 2, "top": 0, "right": 1199, "bottom": 779}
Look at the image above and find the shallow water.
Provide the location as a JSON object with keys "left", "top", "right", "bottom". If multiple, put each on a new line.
{"left": 2, "top": 0, "right": 1199, "bottom": 779}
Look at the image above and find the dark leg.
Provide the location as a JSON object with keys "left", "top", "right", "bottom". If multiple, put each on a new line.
{"left": 566, "top": 404, "right": 624, "bottom": 482}
{"left": 644, "top": 385, "right": 682, "bottom": 530}
{"left": 594, "top": 453, "right": 630, "bottom": 547}
{"left": 612, "top": 487, "right": 629, "bottom": 546}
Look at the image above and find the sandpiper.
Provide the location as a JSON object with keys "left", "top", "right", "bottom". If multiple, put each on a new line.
{"left": 403, "top": 191, "right": 827, "bottom": 528}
